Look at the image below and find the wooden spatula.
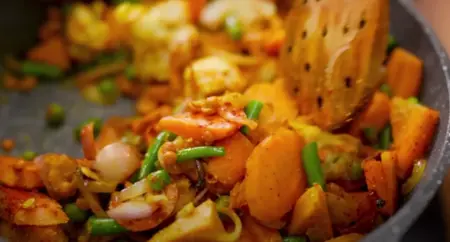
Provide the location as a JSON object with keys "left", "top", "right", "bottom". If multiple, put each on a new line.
{"left": 280, "top": 0, "right": 389, "bottom": 131}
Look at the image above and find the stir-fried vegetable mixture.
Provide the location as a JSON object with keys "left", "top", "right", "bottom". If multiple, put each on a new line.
{"left": 0, "top": 0, "right": 440, "bottom": 241}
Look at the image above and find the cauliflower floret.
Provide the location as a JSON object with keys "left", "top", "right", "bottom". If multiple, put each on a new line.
{"left": 66, "top": 2, "right": 110, "bottom": 51}
{"left": 184, "top": 56, "right": 248, "bottom": 97}
{"left": 200, "top": 0, "right": 276, "bottom": 31}
{"left": 131, "top": 0, "right": 191, "bottom": 46}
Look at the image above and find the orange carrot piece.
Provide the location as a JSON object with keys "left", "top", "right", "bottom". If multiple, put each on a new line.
{"left": 387, "top": 48, "right": 423, "bottom": 98}
{"left": 158, "top": 112, "right": 240, "bottom": 142}
{"left": 206, "top": 132, "right": 254, "bottom": 192}
{"left": 349, "top": 91, "right": 390, "bottom": 136}
{"left": 363, "top": 151, "right": 398, "bottom": 216}
{"left": 264, "top": 30, "right": 285, "bottom": 57}
{"left": 27, "top": 36, "right": 70, "bottom": 71}
{"left": 390, "top": 97, "right": 439, "bottom": 179}
{"left": 81, "top": 123, "right": 97, "bottom": 160}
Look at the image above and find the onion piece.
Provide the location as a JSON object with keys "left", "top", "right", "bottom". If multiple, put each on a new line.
{"left": 75, "top": 170, "right": 107, "bottom": 218}
{"left": 94, "top": 142, "right": 141, "bottom": 182}
{"left": 107, "top": 201, "right": 156, "bottom": 220}
{"left": 118, "top": 178, "right": 151, "bottom": 202}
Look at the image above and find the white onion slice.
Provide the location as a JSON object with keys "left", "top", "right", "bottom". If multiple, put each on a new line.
{"left": 118, "top": 178, "right": 150, "bottom": 202}
{"left": 107, "top": 201, "right": 155, "bottom": 220}
{"left": 94, "top": 142, "right": 140, "bottom": 182}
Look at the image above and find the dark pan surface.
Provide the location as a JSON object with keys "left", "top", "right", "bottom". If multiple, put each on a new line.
{"left": 0, "top": 0, "right": 449, "bottom": 241}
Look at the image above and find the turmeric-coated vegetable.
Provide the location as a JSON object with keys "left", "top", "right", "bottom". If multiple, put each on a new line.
{"left": 288, "top": 184, "right": 333, "bottom": 242}
{"left": 206, "top": 132, "right": 254, "bottom": 192}
{"left": 402, "top": 159, "right": 427, "bottom": 195}
{"left": 349, "top": 91, "right": 390, "bottom": 136}
{"left": 363, "top": 151, "right": 398, "bottom": 216}
{"left": 387, "top": 48, "right": 423, "bottom": 98}
{"left": 0, "top": 156, "right": 43, "bottom": 190}
{"left": 245, "top": 127, "right": 307, "bottom": 224}
{"left": 238, "top": 214, "right": 283, "bottom": 242}
{"left": 390, "top": 97, "right": 439, "bottom": 179}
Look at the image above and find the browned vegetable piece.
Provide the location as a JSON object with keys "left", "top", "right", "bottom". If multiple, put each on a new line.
{"left": 325, "top": 233, "right": 364, "bottom": 242}
{"left": 245, "top": 127, "right": 307, "bottom": 224}
{"left": 206, "top": 132, "right": 254, "bottom": 193}
{"left": 0, "top": 221, "right": 68, "bottom": 242}
{"left": 387, "top": 48, "right": 423, "bottom": 98}
{"left": 280, "top": 0, "right": 389, "bottom": 130}
{"left": 95, "top": 117, "right": 130, "bottom": 150}
{"left": 34, "top": 154, "right": 78, "bottom": 200}
{"left": 1, "top": 139, "right": 15, "bottom": 153}
{"left": 0, "top": 186, "right": 69, "bottom": 226}
{"left": 349, "top": 91, "right": 391, "bottom": 136}
{"left": 339, "top": 192, "right": 378, "bottom": 234}
{"left": 288, "top": 184, "right": 333, "bottom": 242}
{"left": 390, "top": 97, "right": 439, "bottom": 179}
{"left": 243, "top": 80, "right": 298, "bottom": 142}
{"left": 27, "top": 36, "right": 70, "bottom": 71}
{"left": 363, "top": 151, "right": 398, "bottom": 216}
{"left": 0, "top": 156, "right": 43, "bottom": 190}
{"left": 238, "top": 214, "right": 283, "bottom": 242}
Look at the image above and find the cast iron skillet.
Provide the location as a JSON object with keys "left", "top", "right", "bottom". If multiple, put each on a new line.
{"left": 0, "top": 0, "right": 449, "bottom": 241}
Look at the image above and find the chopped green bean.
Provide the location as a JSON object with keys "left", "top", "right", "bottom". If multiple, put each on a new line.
{"left": 148, "top": 170, "right": 171, "bottom": 191}
{"left": 225, "top": 15, "right": 242, "bottom": 41}
{"left": 350, "top": 162, "right": 363, "bottom": 180}
{"left": 215, "top": 196, "right": 230, "bottom": 210}
{"left": 283, "top": 236, "right": 308, "bottom": 242}
{"left": 138, "top": 131, "right": 175, "bottom": 180}
{"left": 21, "top": 61, "right": 62, "bottom": 79}
{"left": 176, "top": 146, "right": 226, "bottom": 163}
{"left": 363, "top": 127, "right": 377, "bottom": 144}
{"left": 125, "top": 65, "right": 136, "bottom": 80}
{"left": 241, "top": 100, "right": 264, "bottom": 135}
{"left": 379, "top": 83, "right": 393, "bottom": 98}
{"left": 64, "top": 203, "right": 89, "bottom": 223}
{"left": 22, "top": 150, "right": 37, "bottom": 161}
{"left": 46, "top": 103, "right": 65, "bottom": 127}
{"left": 88, "top": 217, "right": 128, "bottom": 236}
{"left": 301, "top": 142, "right": 326, "bottom": 190}
{"left": 407, "top": 96, "right": 419, "bottom": 104}
{"left": 379, "top": 125, "right": 392, "bottom": 150}
{"left": 387, "top": 35, "right": 398, "bottom": 53}
{"left": 74, "top": 118, "right": 103, "bottom": 141}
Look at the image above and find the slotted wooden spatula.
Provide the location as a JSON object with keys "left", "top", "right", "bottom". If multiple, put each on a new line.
{"left": 280, "top": 0, "right": 389, "bottom": 131}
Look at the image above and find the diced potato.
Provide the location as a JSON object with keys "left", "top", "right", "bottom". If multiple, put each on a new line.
{"left": 390, "top": 97, "right": 439, "bottom": 179}
{"left": 238, "top": 214, "right": 283, "bottom": 242}
{"left": 245, "top": 128, "right": 307, "bottom": 224}
{"left": 149, "top": 200, "right": 227, "bottom": 242}
{"left": 288, "top": 184, "right": 333, "bottom": 242}
{"left": 0, "top": 156, "right": 43, "bottom": 190}
{"left": 206, "top": 132, "right": 254, "bottom": 193}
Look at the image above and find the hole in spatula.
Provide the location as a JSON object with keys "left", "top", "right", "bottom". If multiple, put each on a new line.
{"left": 322, "top": 27, "right": 328, "bottom": 37}
{"left": 343, "top": 25, "right": 349, "bottom": 34}
{"left": 317, "top": 96, "right": 323, "bottom": 108}
{"left": 359, "top": 19, "right": 366, "bottom": 29}
{"left": 302, "top": 30, "right": 307, "bottom": 39}
{"left": 287, "top": 45, "right": 292, "bottom": 53}
{"left": 303, "top": 0, "right": 308, "bottom": 4}
{"left": 345, "top": 77, "right": 352, "bottom": 88}
{"left": 304, "top": 63, "right": 311, "bottom": 72}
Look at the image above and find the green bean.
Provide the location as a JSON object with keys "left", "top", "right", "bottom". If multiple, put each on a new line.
{"left": 176, "top": 146, "right": 226, "bottom": 163}
{"left": 283, "top": 236, "right": 307, "bottom": 242}
{"left": 379, "top": 125, "right": 392, "bottom": 150}
{"left": 148, "top": 170, "right": 171, "bottom": 191}
{"left": 215, "top": 196, "right": 230, "bottom": 210}
{"left": 21, "top": 61, "right": 62, "bottom": 79}
{"left": 379, "top": 83, "right": 393, "bottom": 98}
{"left": 138, "top": 131, "right": 175, "bottom": 180}
{"left": 241, "top": 100, "right": 264, "bottom": 135}
{"left": 125, "top": 65, "right": 136, "bottom": 80}
{"left": 46, "top": 103, "right": 65, "bottom": 127}
{"left": 88, "top": 217, "right": 128, "bottom": 236}
{"left": 74, "top": 118, "right": 103, "bottom": 142}
{"left": 22, "top": 150, "right": 37, "bottom": 161}
{"left": 301, "top": 142, "right": 326, "bottom": 190}
{"left": 363, "top": 127, "right": 377, "bottom": 144}
{"left": 225, "top": 15, "right": 242, "bottom": 41}
{"left": 407, "top": 96, "right": 419, "bottom": 104}
{"left": 387, "top": 35, "right": 398, "bottom": 53}
{"left": 350, "top": 162, "right": 363, "bottom": 180}
{"left": 64, "top": 203, "right": 89, "bottom": 223}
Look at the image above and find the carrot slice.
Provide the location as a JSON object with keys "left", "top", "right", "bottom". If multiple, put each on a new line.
{"left": 387, "top": 48, "right": 423, "bottom": 98}
{"left": 158, "top": 112, "right": 240, "bottom": 141}
{"left": 363, "top": 151, "right": 397, "bottom": 216}
{"left": 27, "top": 36, "right": 70, "bottom": 71}
{"left": 349, "top": 91, "right": 390, "bottom": 136}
